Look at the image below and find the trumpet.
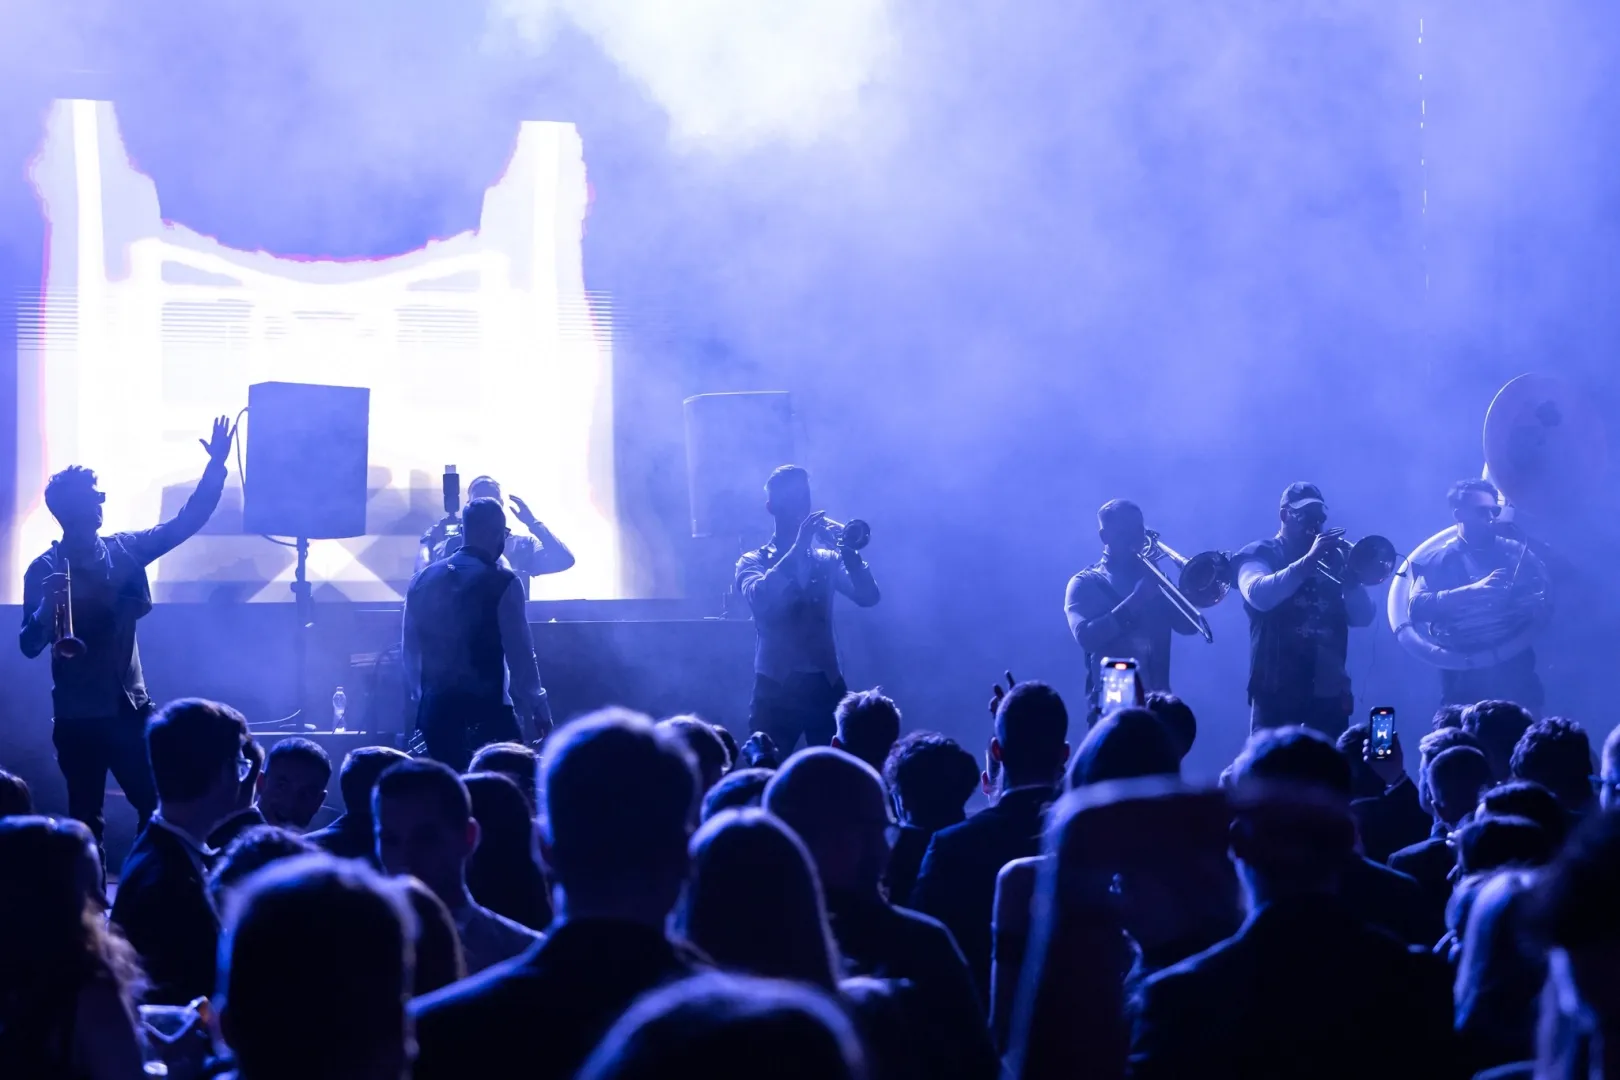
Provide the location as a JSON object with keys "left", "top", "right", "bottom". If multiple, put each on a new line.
{"left": 1312, "top": 529, "right": 1398, "bottom": 588}
{"left": 820, "top": 518, "right": 871, "bottom": 551}
{"left": 50, "top": 542, "right": 86, "bottom": 660}
{"left": 1140, "top": 531, "right": 1234, "bottom": 644}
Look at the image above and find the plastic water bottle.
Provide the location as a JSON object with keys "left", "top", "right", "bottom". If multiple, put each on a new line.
{"left": 332, "top": 687, "right": 348, "bottom": 733}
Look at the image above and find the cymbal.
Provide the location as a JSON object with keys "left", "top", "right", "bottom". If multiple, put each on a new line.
{"left": 1483, "top": 373, "right": 1607, "bottom": 517}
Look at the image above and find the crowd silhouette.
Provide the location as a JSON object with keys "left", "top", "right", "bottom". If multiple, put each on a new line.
{"left": 1, "top": 680, "right": 1618, "bottom": 1079}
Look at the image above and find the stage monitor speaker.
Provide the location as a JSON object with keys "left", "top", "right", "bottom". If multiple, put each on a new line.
{"left": 684, "top": 391, "right": 795, "bottom": 539}
{"left": 243, "top": 382, "right": 370, "bottom": 539}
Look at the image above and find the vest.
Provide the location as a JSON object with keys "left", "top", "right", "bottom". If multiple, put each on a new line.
{"left": 1237, "top": 536, "right": 1350, "bottom": 702}
{"left": 408, "top": 549, "right": 515, "bottom": 704}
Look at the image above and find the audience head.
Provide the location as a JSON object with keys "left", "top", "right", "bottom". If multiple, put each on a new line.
{"left": 541, "top": 708, "right": 699, "bottom": 923}
{"left": 992, "top": 681, "right": 1070, "bottom": 788}
{"left": 1425, "top": 746, "right": 1493, "bottom": 828}
{"left": 1530, "top": 810, "right": 1620, "bottom": 1028}
{"left": 233, "top": 736, "right": 266, "bottom": 812}
{"left": 1478, "top": 779, "right": 1570, "bottom": 850}
{"left": 576, "top": 973, "right": 866, "bottom": 1080}
{"left": 1431, "top": 703, "right": 1467, "bottom": 731}
{"left": 1510, "top": 717, "right": 1596, "bottom": 813}
{"left": 259, "top": 737, "right": 331, "bottom": 830}
{"left": 883, "top": 732, "right": 978, "bottom": 831}
{"left": 460, "top": 496, "right": 508, "bottom": 557}
{"left": 1227, "top": 727, "right": 1357, "bottom": 899}
{"left": 1602, "top": 725, "right": 1620, "bottom": 812}
{"left": 831, "top": 689, "right": 902, "bottom": 776}
{"left": 338, "top": 746, "right": 411, "bottom": 823}
{"left": 397, "top": 876, "right": 466, "bottom": 997}
{"left": 658, "top": 716, "right": 731, "bottom": 794}
{"left": 0, "top": 768, "right": 32, "bottom": 818}
{"left": 469, "top": 742, "right": 540, "bottom": 813}
{"left": 1069, "top": 707, "right": 1180, "bottom": 789}
{"left": 764, "top": 748, "right": 892, "bottom": 896}
{"left": 702, "top": 768, "right": 774, "bottom": 823}
{"left": 146, "top": 698, "right": 250, "bottom": 828}
{"left": 208, "top": 825, "right": 319, "bottom": 911}
{"left": 373, "top": 759, "right": 476, "bottom": 903}
{"left": 711, "top": 726, "right": 740, "bottom": 771}
{"left": 1455, "top": 815, "right": 1555, "bottom": 877}
{"left": 1143, "top": 692, "right": 1197, "bottom": 760}
{"left": 677, "top": 809, "right": 841, "bottom": 990}
{"left": 0, "top": 816, "right": 141, "bottom": 1011}
{"left": 1463, "top": 699, "right": 1535, "bottom": 779}
{"left": 1417, "top": 726, "right": 1483, "bottom": 810}
{"left": 463, "top": 771, "right": 551, "bottom": 931}
{"left": 1334, "top": 724, "right": 1383, "bottom": 799}
{"left": 218, "top": 855, "right": 413, "bottom": 1080}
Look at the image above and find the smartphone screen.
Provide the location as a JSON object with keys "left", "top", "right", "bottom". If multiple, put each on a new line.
{"left": 1100, "top": 657, "right": 1139, "bottom": 711}
{"left": 1369, "top": 706, "right": 1396, "bottom": 759}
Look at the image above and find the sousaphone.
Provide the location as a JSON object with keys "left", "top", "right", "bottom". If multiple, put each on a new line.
{"left": 1387, "top": 374, "right": 1605, "bottom": 669}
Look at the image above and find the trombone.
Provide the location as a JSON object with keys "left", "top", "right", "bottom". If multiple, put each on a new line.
{"left": 1139, "top": 530, "right": 1234, "bottom": 644}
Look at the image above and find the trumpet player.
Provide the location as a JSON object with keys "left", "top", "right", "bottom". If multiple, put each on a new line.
{"left": 1407, "top": 479, "right": 1550, "bottom": 713}
{"left": 1065, "top": 499, "right": 1198, "bottom": 721}
{"left": 1233, "top": 482, "right": 1376, "bottom": 738}
{"left": 19, "top": 416, "right": 236, "bottom": 845}
{"left": 735, "top": 464, "right": 880, "bottom": 752}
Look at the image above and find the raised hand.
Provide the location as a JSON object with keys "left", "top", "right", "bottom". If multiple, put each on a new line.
{"left": 199, "top": 415, "right": 236, "bottom": 466}
{"left": 508, "top": 494, "right": 539, "bottom": 528}
{"left": 989, "top": 670, "right": 1016, "bottom": 716}
{"left": 794, "top": 511, "right": 829, "bottom": 551}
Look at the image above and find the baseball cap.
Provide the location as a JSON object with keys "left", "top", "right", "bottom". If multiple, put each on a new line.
{"left": 1280, "top": 482, "right": 1326, "bottom": 511}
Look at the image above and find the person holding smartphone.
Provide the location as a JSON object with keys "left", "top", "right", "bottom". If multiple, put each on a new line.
{"left": 1231, "top": 482, "right": 1377, "bottom": 739}
{"left": 1065, "top": 499, "right": 1198, "bottom": 723}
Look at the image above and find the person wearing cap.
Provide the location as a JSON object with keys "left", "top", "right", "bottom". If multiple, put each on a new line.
{"left": 1405, "top": 478, "right": 1550, "bottom": 713}
{"left": 417, "top": 474, "right": 576, "bottom": 597}
{"left": 1230, "top": 483, "right": 1377, "bottom": 738}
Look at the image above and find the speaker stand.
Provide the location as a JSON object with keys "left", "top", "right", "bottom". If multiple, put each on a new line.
{"left": 263, "top": 537, "right": 316, "bottom": 733}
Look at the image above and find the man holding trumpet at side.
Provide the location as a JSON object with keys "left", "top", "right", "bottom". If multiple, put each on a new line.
{"left": 19, "top": 416, "right": 236, "bottom": 846}
{"left": 735, "top": 464, "right": 880, "bottom": 753}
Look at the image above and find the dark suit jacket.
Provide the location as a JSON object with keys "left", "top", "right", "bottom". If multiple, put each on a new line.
{"left": 305, "top": 813, "right": 378, "bottom": 868}
{"left": 1129, "top": 896, "right": 1460, "bottom": 1080}
{"left": 1350, "top": 775, "right": 1432, "bottom": 864}
{"left": 1340, "top": 854, "right": 1445, "bottom": 948}
{"left": 206, "top": 806, "right": 267, "bottom": 852}
{"left": 410, "top": 918, "right": 704, "bottom": 1080}
{"left": 1389, "top": 833, "right": 1456, "bottom": 924}
{"left": 884, "top": 823, "right": 938, "bottom": 907}
{"left": 110, "top": 823, "right": 219, "bottom": 1006}
{"left": 909, "top": 784, "right": 1055, "bottom": 1000}
{"left": 827, "top": 890, "right": 998, "bottom": 1080}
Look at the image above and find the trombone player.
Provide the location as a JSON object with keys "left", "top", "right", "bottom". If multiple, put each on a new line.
{"left": 20, "top": 416, "right": 237, "bottom": 846}
{"left": 1065, "top": 500, "right": 1200, "bottom": 722}
{"left": 1232, "top": 482, "right": 1378, "bottom": 738}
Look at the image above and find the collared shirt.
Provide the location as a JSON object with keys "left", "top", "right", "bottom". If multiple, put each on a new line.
{"left": 403, "top": 549, "right": 544, "bottom": 714}
{"left": 735, "top": 540, "right": 879, "bottom": 682}
{"left": 1064, "top": 553, "right": 1191, "bottom": 709}
{"left": 149, "top": 813, "right": 216, "bottom": 881}
{"left": 452, "top": 898, "right": 543, "bottom": 974}
{"left": 20, "top": 460, "right": 227, "bottom": 720}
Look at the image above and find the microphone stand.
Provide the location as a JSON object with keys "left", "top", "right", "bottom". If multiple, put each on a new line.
{"left": 262, "top": 537, "right": 316, "bottom": 733}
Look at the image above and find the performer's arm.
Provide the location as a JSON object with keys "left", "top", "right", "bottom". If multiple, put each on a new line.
{"left": 508, "top": 497, "right": 577, "bottom": 575}
{"left": 1065, "top": 574, "right": 1139, "bottom": 652}
{"left": 497, "top": 576, "right": 544, "bottom": 721}
{"left": 832, "top": 549, "right": 880, "bottom": 608}
{"left": 127, "top": 417, "right": 234, "bottom": 565}
{"left": 19, "top": 559, "right": 53, "bottom": 659}
{"left": 736, "top": 514, "right": 823, "bottom": 615}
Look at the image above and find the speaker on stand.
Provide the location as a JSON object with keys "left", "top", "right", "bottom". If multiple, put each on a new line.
{"left": 683, "top": 392, "right": 796, "bottom": 616}
{"left": 243, "top": 382, "right": 371, "bottom": 730}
